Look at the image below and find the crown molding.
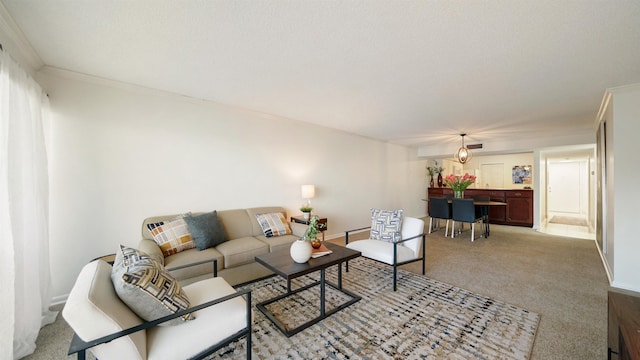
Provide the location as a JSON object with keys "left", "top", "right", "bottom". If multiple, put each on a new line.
{"left": 0, "top": 1, "right": 44, "bottom": 73}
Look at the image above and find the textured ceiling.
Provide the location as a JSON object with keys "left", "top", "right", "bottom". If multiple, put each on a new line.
{"left": 3, "top": 1, "right": 640, "bottom": 150}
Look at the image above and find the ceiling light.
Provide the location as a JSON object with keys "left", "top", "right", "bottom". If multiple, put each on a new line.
{"left": 455, "top": 133, "right": 472, "bottom": 164}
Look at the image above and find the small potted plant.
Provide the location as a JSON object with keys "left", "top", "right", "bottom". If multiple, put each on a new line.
{"left": 304, "top": 215, "right": 323, "bottom": 249}
{"left": 300, "top": 205, "right": 313, "bottom": 220}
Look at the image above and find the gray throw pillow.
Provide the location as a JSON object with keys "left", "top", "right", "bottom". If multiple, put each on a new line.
{"left": 183, "top": 211, "right": 227, "bottom": 250}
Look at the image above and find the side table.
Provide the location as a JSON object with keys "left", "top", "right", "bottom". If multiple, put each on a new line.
{"left": 291, "top": 215, "right": 327, "bottom": 241}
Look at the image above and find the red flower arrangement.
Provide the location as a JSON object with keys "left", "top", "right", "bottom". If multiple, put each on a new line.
{"left": 443, "top": 173, "right": 477, "bottom": 191}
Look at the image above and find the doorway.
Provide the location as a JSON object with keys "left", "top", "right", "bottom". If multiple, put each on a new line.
{"left": 541, "top": 149, "right": 595, "bottom": 240}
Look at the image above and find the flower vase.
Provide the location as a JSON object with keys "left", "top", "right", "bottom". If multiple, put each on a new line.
{"left": 454, "top": 190, "right": 464, "bottom": 199}
{"left": 290, "top": 239, "right": 312, "bottom": 263}
{"left": 303, "top": 212, "right": 310, "bottom": 220}
{"left": 437, "top": 173, "right": 443, "bottom": 187}
{"left": 429, "top": 177, "right": 434, "bottom": 188}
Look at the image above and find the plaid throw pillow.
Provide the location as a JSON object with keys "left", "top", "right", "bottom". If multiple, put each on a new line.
{"left": 370, "top": 208, "right": 404, "bottom": 243}
{"left": 147, "top": 217, "right": 195, "bottom": 256}
{"left": 256, "top": 212, "right": 292, "bottom": 238}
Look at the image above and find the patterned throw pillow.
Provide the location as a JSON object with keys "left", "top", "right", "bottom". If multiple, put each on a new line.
{"left": 111, "top": 245, "right": 194, "bottom": 326}
{"left": 147, "top": 217, "right": 195, "bottom": 257}
{"left": 256, "top": 212, "right": 292, "bottom": 238}
{"left": 370, "top": 208, "right": 404, "bottom": 243}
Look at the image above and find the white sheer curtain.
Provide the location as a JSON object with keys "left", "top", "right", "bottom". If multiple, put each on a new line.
{"left": 0, "top": 48, "right": 56, "bottom": 359}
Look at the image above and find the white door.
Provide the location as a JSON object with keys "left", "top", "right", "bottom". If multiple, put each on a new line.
{"left": 480, "top": 163, "right": 504, "bottom": 188}
{"left": 548, "top": 161, "right": 580, "bottom": 213}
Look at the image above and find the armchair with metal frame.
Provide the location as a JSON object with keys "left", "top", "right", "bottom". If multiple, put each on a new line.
{"left": 344, "top": 217, "right": 426, "bottom": 291}
{"left": 63, "top": 259, "right": 252, "bottom": 360}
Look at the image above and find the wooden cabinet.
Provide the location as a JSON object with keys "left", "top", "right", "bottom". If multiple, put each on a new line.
{"left": 505, "top": 190, "right": 533, "bottom": 226}
{"left": 608, "top": 289, "right": 640, "bottom": 360}
{"left": 427, "top": 187, "right": 533, "bottom": 227}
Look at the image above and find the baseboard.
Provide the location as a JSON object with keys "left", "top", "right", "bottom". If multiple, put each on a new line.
{"left": 51, "top": 294, "right": 68, "bottom": 306}
{"left": 594, "top": 241, "right": 613, "bottom": 286}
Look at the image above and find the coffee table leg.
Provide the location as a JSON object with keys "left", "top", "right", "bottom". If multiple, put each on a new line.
{"left": 287, "top": 279, "right": 291, "bottom": 293}
{"left": 338, "top": 263, "right": 342, "bottom": 289}
{"left": 320, "top": 269, "right": 326, "bottom": 317}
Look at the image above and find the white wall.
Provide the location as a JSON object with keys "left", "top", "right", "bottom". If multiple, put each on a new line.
{"left": 603, "top": 83, "right": 640, "bottom": 292}
{"left": 460, "top": 153, "right": 535, "bottom": 190}
{"left": 37, "top": 67, "right": 428, "bottom": 301}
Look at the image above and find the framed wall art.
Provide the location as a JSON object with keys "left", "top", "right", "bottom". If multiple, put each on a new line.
{"left": 512, "top": 165, "right": 532, "bottom": 184}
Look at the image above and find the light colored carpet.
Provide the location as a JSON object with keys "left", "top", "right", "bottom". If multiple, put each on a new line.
{"left": 210, "top": 257, "right": 538, "bottom": 359}
{"left": 24, "top": 222, "right": 608, "bottom": 360}
{"left": 549, "top": 216, "right": 588, "bottom": 227}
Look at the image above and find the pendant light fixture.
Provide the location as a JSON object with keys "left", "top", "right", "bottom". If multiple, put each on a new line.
{"left": 455, "top": 133, "right": 472, "bottom": 164}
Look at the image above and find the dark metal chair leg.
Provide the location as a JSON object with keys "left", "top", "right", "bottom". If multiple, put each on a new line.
{"left": 393, "top": 244, "right": 398, "bottom": 291}
{"left": 246, "top": 292, "right": 252, "bottom": 359}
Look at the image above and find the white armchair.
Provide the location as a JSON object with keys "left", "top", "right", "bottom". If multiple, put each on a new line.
{"left": 62, "top": 259, "right": 252, "bottom": 360}
{"left": 345, "top": 216, "right": 426, "bottom": 291}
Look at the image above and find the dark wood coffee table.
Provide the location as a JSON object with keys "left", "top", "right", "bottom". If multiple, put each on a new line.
{"left": 254, "top": 242, "right": 361, "bottom": 337}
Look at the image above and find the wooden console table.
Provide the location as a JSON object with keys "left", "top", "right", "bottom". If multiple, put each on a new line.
{"left": 427, "top": 187, "right": 533, "bottom": 227}
{"left": 608, "top": 289, "right": 640, "bottom": 360}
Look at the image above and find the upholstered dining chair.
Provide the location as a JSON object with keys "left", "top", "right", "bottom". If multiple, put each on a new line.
{"left": 473, "top": 195, "right": 490, "bottom": 222}
{"left": 345, "top": 215, "right": 426, "bottom": 291}
{"left": 451, "top": 198, "right": 484, "bottom": 242}
{"left": 428, "top": 197, "right": 452, "bottom": 236}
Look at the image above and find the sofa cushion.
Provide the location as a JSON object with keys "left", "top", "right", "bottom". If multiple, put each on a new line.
{"left": 163, "top": 247, "right": 224, "bottom": 282}
{"left": 62, "top": 260, "right": 146, "bottom": 360}
{"left": 147, "top": 218, "right": 195, "bottom": 257}
{"left": 215, "top": 208, "right": 254, "bottom": 240}
{"left": 255, "top": 234, "right": 298, "bottom": 252}
{"left": 256, "top": 212, "right": 292, "bottom": 237}
{"left": 111, "top": 246, "right": 194, "bottom": 326}
{"left": 183, "top": 211, "right": 227, "bottom": 250}
{"left": 146, "top": 277, "right": 249, "bottom": 360}
{"left": 216, "top": 236, "right": 269, "bottom": 268}
{"left": 370, "top": 208, "right": 404, "bottom": 243}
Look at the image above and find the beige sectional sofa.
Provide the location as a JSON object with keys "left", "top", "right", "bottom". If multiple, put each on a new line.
{"left": 138, "top": 206, "right": 307, "bottom": 286}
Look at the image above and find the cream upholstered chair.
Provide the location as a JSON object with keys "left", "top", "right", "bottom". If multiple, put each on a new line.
{"left": 345, "top": 215, "right": 426, "bottom": 291}
{"left": 62, "top": 259, "right": 252, "bottom": 360}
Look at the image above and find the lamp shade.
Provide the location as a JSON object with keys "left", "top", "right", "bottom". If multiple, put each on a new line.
{"left": 301, "top": 184, "right": 315, "bottom": 199}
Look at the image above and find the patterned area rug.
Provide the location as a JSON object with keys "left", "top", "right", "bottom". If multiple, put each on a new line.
{"left": 210, "top": 258, "right": 539, "bottom": 359}
{"left": 549, "top": 216, "right": 588, "bottom": 226}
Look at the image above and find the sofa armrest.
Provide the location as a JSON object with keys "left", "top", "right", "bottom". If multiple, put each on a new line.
{"left": 290, "top": 222, "right": 308, "bottom": 238}
{"left": 138, "top": 239, "right": 164, "bottom": 265}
